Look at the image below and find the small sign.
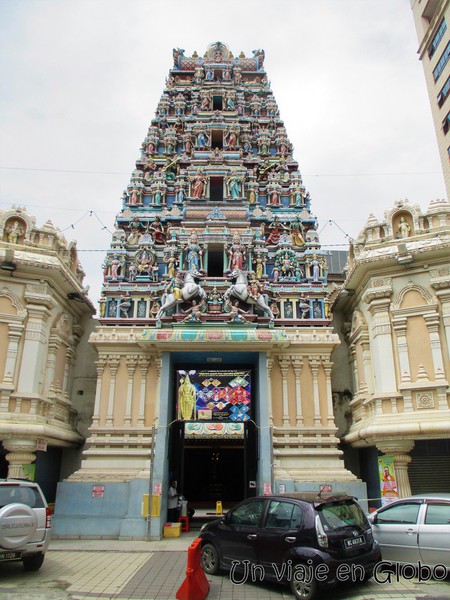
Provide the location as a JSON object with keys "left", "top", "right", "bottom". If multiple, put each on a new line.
{"left": 279, "top": 484, "right": 286, "bottom": 493}
{"left": 36, "top": 439, "right": 47, "bottom": 452}
{"left": 154, "top": 483, "right": 162, "bottom": 495}
{"left": 320, "top": 485, "right": 332, "bottom": 494}
{"left": 263, "top": 483, "right": 272, "bottom": 496}
{"left": 249, "top": 480, "right": 256, "bottom": 488}
{"left": 92, "top": 485, "right": 105, "bottom": 498}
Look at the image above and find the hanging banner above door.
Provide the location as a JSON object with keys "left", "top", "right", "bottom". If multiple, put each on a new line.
{"left": 184, "top": 422, "right": 245, "bottom": 438}
{"left": 176, "top": 369, "right": 252, "bottom": 421}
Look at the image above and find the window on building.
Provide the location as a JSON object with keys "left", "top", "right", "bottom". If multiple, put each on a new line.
{"left": 428, "top": 18, "right": 447, "bottom": 59}
{"left": 437, "top": 76, "right": 450, "bottom": 107}
{"left": 211, "top": 130, "right": 223, "bottom": 149}
{"left": 209, "top": 177, "right": 224, "bottom": 202}
{"left": 213, "top": 96, "right": 223, "bottom": 110}
{"left": 442, "top": 112, "right": 450, "bottom": 134}
{"left": 433, "top": 42, "right": 450, "bottom": 81}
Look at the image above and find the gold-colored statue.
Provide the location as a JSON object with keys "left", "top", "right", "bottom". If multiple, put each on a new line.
{"left": 177, "top": 374, "right": 197, "bottom": 420}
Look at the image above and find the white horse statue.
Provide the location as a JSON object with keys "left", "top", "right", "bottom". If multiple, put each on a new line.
{"left": 157, "top": 269, "right": 207, "bottom": 320}
{"left": 224, "top": 269, "right": 275, "bottom": 321}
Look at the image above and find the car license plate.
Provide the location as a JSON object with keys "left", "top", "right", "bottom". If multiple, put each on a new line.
{"left": 344, "top": 536, "right": 364, "bottom": 549}
{"left": 0, "top": 551, "right": 22, "bottom": 561}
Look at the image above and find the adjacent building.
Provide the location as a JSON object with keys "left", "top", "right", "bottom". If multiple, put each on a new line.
{"left": 333, "top": 198, "right": 450, "bottom": 506}
{"left": 0, "top": 206, "right": 96, "bottom": 502}
{"left": 411, "top": 0, "right": 450, "bottom": 197}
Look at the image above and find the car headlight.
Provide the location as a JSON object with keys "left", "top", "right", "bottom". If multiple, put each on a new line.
{"left": 200, "top": 523, "right": 207, "bottom": 533}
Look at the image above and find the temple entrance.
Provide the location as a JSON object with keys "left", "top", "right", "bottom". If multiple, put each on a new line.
{"left": 183, "top": 441, "right": 245, "bottom": 504}
{"left": 168, "top": 420, "right": 257, "bottom": 509}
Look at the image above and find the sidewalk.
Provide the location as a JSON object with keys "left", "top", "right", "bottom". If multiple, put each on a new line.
{"left": 0, "top": 535, "right": 448, "bottom": 599}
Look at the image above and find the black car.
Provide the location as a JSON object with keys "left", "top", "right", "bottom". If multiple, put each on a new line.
{"left": 199, "top": 492, "right": 381, "bottom": 600}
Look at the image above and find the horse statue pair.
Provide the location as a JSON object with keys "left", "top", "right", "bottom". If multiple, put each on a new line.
{"left": 156, "top": 268, "right": 274, "bottom": 321}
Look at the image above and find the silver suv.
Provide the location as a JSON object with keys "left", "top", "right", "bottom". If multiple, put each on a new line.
{"left": 0, "top": 479, "right": 51, "bottom": 571}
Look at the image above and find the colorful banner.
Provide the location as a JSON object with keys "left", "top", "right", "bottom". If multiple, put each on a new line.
{"left": 184, "top": 422, "right": 245, "bottom": 438}
{"left": 378, "top": 455, "right": 399, "bottom": 506}
{"left": 176, "top": 369, "right": 251, "bottom": 422}
{"left": 22, "top": 464, "right": 35, "bottom": 481}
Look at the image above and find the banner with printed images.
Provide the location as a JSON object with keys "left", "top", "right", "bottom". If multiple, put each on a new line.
{"left": 378, "top": 455, "right": 399, "bottom": 506}
{"left": 176, "top": 369, "right": 251, "bottom": 421}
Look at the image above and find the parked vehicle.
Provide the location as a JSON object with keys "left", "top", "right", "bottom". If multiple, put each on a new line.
{"left": 368, "top": 494, "right": 450, "bottom": 571}
{"left": 0, "top": 479, "right": 52, "bottom": 571}
{"left": 199, "top": 492, "right": 381, "bottom": 600}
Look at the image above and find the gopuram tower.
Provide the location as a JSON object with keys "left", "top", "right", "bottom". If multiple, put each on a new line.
{"left": 54, "top": 43, "right": 361, "bottom": 540}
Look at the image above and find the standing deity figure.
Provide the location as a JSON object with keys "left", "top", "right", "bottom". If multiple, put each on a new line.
{"left": 227, "top": 232, "right": 246, "bottom": 270}
{"left": 398, "top": 216, "right": 411, "bottom": 239}
{"left": 177, "top": 374, "right": 197, "bottom": 420}
{"left": 109, "top": 255, "right": 123, "bottom": 280}
{"left": 247, "top": 272, "right": 264, "bottom": 301}
{"left": 6, "top": 220, "right": 24, "bottom": 244}
{"left": 265, "top": 217, "right": 287, "bottom": 245}
{"left": 185, "top": 231, "right": 203, "bottom": 271}
{"left": 190, "top": 169, "right": 207, "bottom": 199}
{"left": 226, "top": 170, "right": 242, "bottom": 199}
{"left": 253, "top": 254, "right": 265, "bottom": 280}
{"left": 299, "top": 295, "right": 311, "bottom": 319}
{"left": 197, "top": 128, "right": 210, "bottom": 148}
{"left": 165, "top": 251, "right": 178, "bottom": 279}
{"left": 308, "top": 255, "right": 321, "bottom": 282}
{"left": 149, "top": 216, "right": 166, "bottom": 245}
{"left": 194, "top": 65, "right": 204, "bottom": 84}
{"left": 290, "top": 217, "right": 305, "bottom": 247}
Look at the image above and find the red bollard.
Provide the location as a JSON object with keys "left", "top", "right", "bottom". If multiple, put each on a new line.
{"left": 176, "top": 537, "right": 210, "bottom": 600}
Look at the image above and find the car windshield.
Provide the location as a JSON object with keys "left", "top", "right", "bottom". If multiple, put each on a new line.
{"left": 318, "top": 500, "right": 367, "bottom": 531}
{"left": 0, "top": 485, "right": 45, "bottom": 509}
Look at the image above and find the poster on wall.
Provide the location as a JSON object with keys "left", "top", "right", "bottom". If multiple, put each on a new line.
{"left": 22, "top": 464, "right": 35, "bottom": 481}
{"left": 378, "top": 456, "right": 399, "bottom": 506}
{"left": 176, "top": 369, "right": 251, "bottom": 422}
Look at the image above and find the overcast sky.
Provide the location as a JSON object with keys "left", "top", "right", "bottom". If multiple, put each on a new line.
{"left": 0, "top": 0, "right": 446, "bottom": 307}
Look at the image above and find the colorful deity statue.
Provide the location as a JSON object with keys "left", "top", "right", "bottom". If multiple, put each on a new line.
{"left": 190, "top": 169, "right": 207, "bottom": 198}
{"left": 227, "top": 232, "right": 246, "bottom": 270}
{"left": 226, "top": 170, "right": 243, "bottom": 199}
{"left": 184, "top": 230, "right": 203, "bottom": 271}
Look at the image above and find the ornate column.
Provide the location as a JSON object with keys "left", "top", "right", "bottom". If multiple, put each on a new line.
{"left": 278, "top": 356, "right": 291, "bottom": 425}
{"left": 423, "top": 312, "right": 445, "bottom": 376}
{"left": 1, "top": 322, "right": 24, "bottom": 388}
{"left": 125, "top": 356, "right": 138, "bottom": 425}
{"left": 138, "top": 357, "right": 150, "bottom": 426}
{"left": 392, "top": 317, "right": 411, "bottom": 383}
{"left": 321, "top": 358, "right": 335, "bottom": 428}
{"left": 153, "top": 354, "right": 163, "bottom": 420}
{"left": 363, "top": 281, "right": 395, "bottom": 393}
{"left": 291, "top": 357, "right": 303, "bottom": 426}
{"left": 105, "top": 356, "right": 120, "bottom": 426}
{"left": 63, "top": 346, "right": 75, "bottom": 401}
{"left": 377, "top": 441, "right": 414, "bottom": 498}
{"left": 431, "top": 270, "right": 450, "bottom": 353}
{"left": 266, "top": 355, "right": 274, "bottom": 425}
{"left": 360, "top": 333, "right": 374, "bottom": 394}
{"left": 3, "top": 438, "right": 37, "bottom": 479}
{"left": 310, "top": 359, "right": 321, "bottom": 426}
{"left": 91, "top": 356, "right": 107, "bottom": 427}
{"left": 44, "top": 340, "right": 59, "bottom": 394}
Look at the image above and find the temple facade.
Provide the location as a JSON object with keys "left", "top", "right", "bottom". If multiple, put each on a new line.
{"left": 53, "top": 43, "right": 362, "bottom": 540}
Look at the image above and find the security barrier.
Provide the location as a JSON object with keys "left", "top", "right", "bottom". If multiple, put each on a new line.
{"left": 176, "top": 537, "right": 210, "bottom": 600}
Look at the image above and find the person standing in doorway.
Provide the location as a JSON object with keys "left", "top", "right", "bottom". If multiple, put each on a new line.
{"left": 168, "top": 480, "right": 179, "bottom": 522}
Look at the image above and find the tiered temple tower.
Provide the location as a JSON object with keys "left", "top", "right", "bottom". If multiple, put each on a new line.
{"left": 54, "top": 43, "right": 362, "bottom": 540}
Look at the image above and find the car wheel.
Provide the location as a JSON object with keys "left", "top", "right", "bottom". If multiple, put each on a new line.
{"left": 201, "top": 543, "right": 220, "bottom": 575}
{"left": 23, "top": 553, "right": 44, "bottom": 571}
{"left": 290, "top": 563, "right": 318, "bottom": 600}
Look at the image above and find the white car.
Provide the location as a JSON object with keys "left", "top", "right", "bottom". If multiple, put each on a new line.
{"left": 368, "top": 494, "right": 450, "bottom": 570}
{"left": 0, "top": 479, "right": 52, "bottom": 571}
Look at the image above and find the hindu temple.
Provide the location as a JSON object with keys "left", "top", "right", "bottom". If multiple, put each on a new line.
{"left": 54, "top": 42, "right": 362, "bottom": 539}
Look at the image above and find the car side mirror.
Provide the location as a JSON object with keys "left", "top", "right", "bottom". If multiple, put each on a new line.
{"left": 369, "top": 513, "right": 377, "bottom": 524}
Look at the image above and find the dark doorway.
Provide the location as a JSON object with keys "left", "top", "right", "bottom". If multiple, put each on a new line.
{"left": 213, "top": 96, "right": 222, "bottom": 110}
{"left": 183, "top": 443, "right": 245, "bottom": 505}
{"left": 209, "top": 177, "right": 224, "bottom": 202}
{"left": 207, "top": 246, "right": 225, "bottom": 276}
{"left": 211, "top": 130, "right": 223, "bottom": 149}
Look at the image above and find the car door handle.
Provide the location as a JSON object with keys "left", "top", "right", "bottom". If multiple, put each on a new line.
{"left": 247, "top": 534, "right": 257, "bottom": 540}
{"left": 406, "top": 528, "right": 416, "bottom": 535}
{"left": 285, "top": 537, "right": 296, "bottom": 543}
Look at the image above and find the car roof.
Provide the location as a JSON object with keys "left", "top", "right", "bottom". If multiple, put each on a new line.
{"left": 245, "top": 492, "right": 356, "bottom": 505}
{"left": 0, "top": 479, "right": 39, "bottom": 487}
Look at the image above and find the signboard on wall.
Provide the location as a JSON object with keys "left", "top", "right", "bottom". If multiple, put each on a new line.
{"left": 176, "top": 369, "right": 251, "bottom": 422}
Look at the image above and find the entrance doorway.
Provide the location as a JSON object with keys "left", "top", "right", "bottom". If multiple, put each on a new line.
{"left": 183, "top": 442, "right": 244, "bottom": 504}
